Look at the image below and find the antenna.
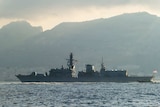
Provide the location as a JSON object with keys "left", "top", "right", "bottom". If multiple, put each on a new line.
{"left": 100, "top": 57, "right": 105, "bottom": 72}
{"left": 66, "top": 52, "right": 78, "bottom": 77}
{"left": 66, "top": 53, "right": 77, "bottom": 69}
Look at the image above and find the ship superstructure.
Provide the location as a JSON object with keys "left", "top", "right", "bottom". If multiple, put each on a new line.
{"left": 16, "top": 53, "right": 153, "bottom": 82}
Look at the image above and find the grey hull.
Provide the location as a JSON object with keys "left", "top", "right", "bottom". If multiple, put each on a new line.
{"left": 16, "top": 75, "right": 153, "bottom": 82}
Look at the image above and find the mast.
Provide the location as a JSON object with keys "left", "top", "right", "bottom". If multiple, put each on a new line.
{"left": 100, "top": 57, "right": 105, "bottom": 72}
{"left": 67, "top": 53, "right": 74, "bottom": 70}
{"left": 67, "top": 53, "right": 77, "bottom": 77}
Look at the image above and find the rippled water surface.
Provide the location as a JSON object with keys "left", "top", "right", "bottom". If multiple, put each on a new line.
{"left": 0, "top": 82, "right": 160, "bottom": 107}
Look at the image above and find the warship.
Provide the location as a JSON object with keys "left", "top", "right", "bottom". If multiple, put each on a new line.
{"left": 16, "top": 53, "right": 154, "bottom": 82}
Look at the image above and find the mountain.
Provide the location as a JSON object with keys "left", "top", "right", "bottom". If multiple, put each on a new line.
{"left": 20, "top": 12, "right": 160, "bottom": 72}
{"left": 0, "top": 21, "right": 43, "bottom": 51}
{"left": 0, "top": 12, "right": 160, "bottom": 81}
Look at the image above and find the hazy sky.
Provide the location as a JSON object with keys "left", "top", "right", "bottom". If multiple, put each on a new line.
{"left": 0, "top": 0, "right": 160, "bottom": 31}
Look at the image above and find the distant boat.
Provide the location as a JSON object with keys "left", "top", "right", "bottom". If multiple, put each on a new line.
{"left": 16, "top": 53, "right": 153, "bottom": 82}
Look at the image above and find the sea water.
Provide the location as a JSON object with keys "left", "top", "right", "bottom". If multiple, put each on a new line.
{"left": 0, "top": 82, "right": 160, "bottom": 107}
